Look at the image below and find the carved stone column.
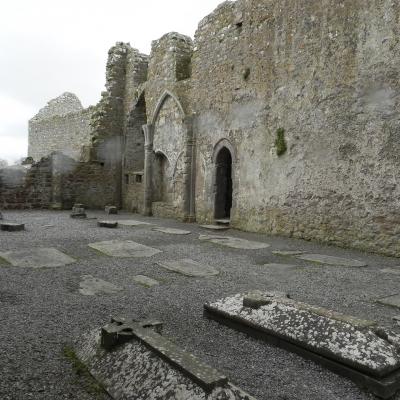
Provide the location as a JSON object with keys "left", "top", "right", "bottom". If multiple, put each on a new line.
{"left": 143, "top": 124, "right": 154, "bottom": 216}
{"left": 183, "top": 115, "right": 196, "bottom": 222}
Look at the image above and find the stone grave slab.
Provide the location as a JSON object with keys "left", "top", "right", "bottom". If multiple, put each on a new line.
{"left": 70, "top": 207, "right": 87, "bottom": 219}
{"left": 88, "top": 240, "right": 161, "bottom": 258}
{"left": 272, "top": 250, "right": 305, "bottom": 256}
{"left": 199, "top": 234, "right": 270, "bottom": 250}
{"left": 79, "top": 275, "right": 123, "bottom": 296}
{"left": 118, "top": 220, "right": 152, "bottom": 227}
{"left": 381, "top": 268, "right": 400, "bottom": 275}
{"left": 74, "top": 319, "right": 256, "bottom": 400}
{"left": 296, "top": 253, "right": 367, "bottom": 267}
{"left": 0, "top": 247, "right": 75, "bottom": 268}
{"left": 263, "top": 263, "right": 298, "bottom": 269}
{"left": 105, "top": 205, "right": 118, "bottom": 214}
{"left": 97, "top": 221, "right": 118, "bottom": 229}
{"left": 0, "top": 222, "right": 25, "bottom": 232}
{"left": 377, "top": 294, "right": 400, "bottom": 309}
{"left": 132, "top": 275, "right": 160, "bottom": 288}
{"left": 153, "top": 227, "right": 191, "bottom": 235}
{"left": 204, "top": 290, "right": 400, "bottom": 398}
{"left": 158, "top": 258, "right": 219, "bottom": 277}
{"left": 200, "top": 224, "right": 230, "bottom": 231}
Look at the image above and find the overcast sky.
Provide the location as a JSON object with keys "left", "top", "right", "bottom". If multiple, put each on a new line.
{"left": 0, "top": 0, "right": 223, "bottom": 163}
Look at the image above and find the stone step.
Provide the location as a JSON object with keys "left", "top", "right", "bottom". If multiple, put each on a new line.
{"left": 215, "top": 219, "right": 230, "bottom": 226}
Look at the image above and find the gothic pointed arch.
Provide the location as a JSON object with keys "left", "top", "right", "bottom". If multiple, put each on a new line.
{"left": 151, "top": 90, "right": 185, "bottom": 125}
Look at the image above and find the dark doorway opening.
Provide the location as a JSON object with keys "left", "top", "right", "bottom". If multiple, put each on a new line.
{"left": 214, "top": 147, "right": 233, "bottom": 219}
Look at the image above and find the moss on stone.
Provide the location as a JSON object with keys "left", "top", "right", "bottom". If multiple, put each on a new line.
{"left": 62, "top": 345, "right": 107, "bottom": 397}
{"left": 275, "top": 128, "right": 287, "bottom": 156}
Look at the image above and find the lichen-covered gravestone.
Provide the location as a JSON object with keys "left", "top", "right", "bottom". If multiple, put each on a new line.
{"left": 74, "top": 317, "right": 257, "bottom": 400}
{"left": 204, "top": 290, "right": 400, "bottom": 399}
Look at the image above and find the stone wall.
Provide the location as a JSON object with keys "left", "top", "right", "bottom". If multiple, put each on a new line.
{"left": 21, "top": 0, "right": 400, "bottom": 256}
{"left": 0, "top": 162, "right": 52, "bottom": 209}
{"left": 28, "top": 93, "right": 93, "bottom": 161}
{"left": 189, "top": 0, "right": 400, "bottom": 256}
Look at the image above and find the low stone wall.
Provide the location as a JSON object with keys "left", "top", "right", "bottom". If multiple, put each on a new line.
{"left": 61, "top": 161, "right": 120, "bottom": 209}
{"left": 0, "top": 161, "right": 52, "bottom": 209}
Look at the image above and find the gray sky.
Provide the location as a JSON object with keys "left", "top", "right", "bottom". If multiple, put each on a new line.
{"left": 0, "top": 0, "right": 224, "bottom": 163}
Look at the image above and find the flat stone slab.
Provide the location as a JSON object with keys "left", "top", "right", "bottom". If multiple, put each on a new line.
{"left": 296, "top": 253, "right": 367, "bottom": 267}
{"left": 153, "top": 227, "right": 191, "bottom": 235}
{"left": 158, "top": 258, "right": 219, "bottom": 277}
{"left": 79, "top": 275, "right": 123, "bottom": 296}
{"left": 200, "top": 224, "right": 230, "bottom": 231}
{"left": 97, "top": 221, "right": 118, "bottom": 229}
{"left": 117, "top": 220, "right": 153, "bottom": 227}
{"left": 0, "top": 247, "right": 75, "bottom": 268}
{"left": 75, "top": 324, "right": 256, "bottom": 400}
{"left": 132, "top": 275, "right": 160, "bottom": 288}
{"left": 70, "top": 212, "right": 87, "bottom": 219}
{"left": 263, "top": 263, "right": 298, "bottom": 269}
{"left": 272, "top": 250, "right": 306, "bottom": 256}
{"left": 377, "top": 294, "right": 400, "bottom": 309}
{"left": 205, "top": 291, "right": 400, "bottom": 387}
{"left": 0, "top": 222, "right": 25, "bottom": 232}
{"left": 88, "top": 240, "right": 161, "bottom": 258}
{"left": 199, "top": 234, "right": 270, "bottom": 250}
{"left": 381, "top": 268, "right": 400, "bottom": 275}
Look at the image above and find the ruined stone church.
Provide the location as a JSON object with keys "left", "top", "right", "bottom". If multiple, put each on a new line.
{"left": 3, "top": 0, "right": 400, "bottom": 256}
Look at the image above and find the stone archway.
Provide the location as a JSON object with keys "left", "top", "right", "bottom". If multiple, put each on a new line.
{"left": 214, "top": 146, "right": 233, "bottom": 220}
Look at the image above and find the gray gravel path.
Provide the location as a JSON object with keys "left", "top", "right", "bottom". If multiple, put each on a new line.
{"left": 1, "top": 210, "right": 400, "bottom": 400}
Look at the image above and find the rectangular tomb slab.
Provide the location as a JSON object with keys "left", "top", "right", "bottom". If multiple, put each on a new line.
{"left": 132, "top": 275, "right": 160, "bottom": 288}
{"left": 204, "top": 291, "right": 400, "bottom": 399}
{"left": 199, "top": 235, "right": 270, "bottom": 250}
{"left": 158, "top": 259, "right": 219, "bottom": 277}
{"left": 79, "top": 275, "right": 123, "bottom": 296}
{"left": 1, "top": 222, "right": 25, "bottom": 232}
{"left": 75, "top": 321, "right": 256, "bottom": 400}
{"left": 153, "top": 227, "right": 191, "bottom": 235}
{"left": 296, "top": 254, "right": 367, "bottom": 267}
{"left": 377, "top": 294, "right": 400, "bottom": 309}
{"left": 88, "top": 240, "right": 161, "bottom": 258}
{"left": 118, "top": 220, "right": 152, "bottom": 227}
{"left": 0, "top": 247, "right": 75, "bottom": 268}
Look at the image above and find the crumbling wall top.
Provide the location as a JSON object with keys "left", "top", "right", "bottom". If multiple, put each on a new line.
{"left": 31, "top": 92, "right": 83, "bottom": 121}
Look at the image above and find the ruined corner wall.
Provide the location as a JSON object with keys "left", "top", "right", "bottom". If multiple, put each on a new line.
{"left": 141, "top": 32, "right": 193, "bottom": 219}
{"left": 0, "top": 162, "right": 52, "bottom": 209}
{"left": 28, "top": 93, "right": 93, "bottom": 161}
{"left": 190, "top": 0, "right": 400, "bottom": 256}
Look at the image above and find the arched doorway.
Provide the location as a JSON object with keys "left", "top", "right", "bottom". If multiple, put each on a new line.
{"left": 214, "top": 147, "right": 233, "bottom": 220}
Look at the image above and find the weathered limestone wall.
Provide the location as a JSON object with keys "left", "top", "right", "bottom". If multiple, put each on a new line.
{"left": 144, "top": 33, "right": 193, "bottom": 219}
{"left": 90, "top": 42, "right": 137, "bottom": 208}
{"left": 122, "top": 49, "right": 148, "bottom": 212}
{"left": 191, "top": 0, "right": 400, "bottom": 256}
{"left": 0, "top": 162, "right": 52, "bottom": 209}
{"left": 28, "top": 93, "right": 93, "bottom": 161}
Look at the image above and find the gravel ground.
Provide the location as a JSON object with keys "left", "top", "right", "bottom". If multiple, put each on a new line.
{"left": 1, "top": 210, "right": 400, "bottom": 400}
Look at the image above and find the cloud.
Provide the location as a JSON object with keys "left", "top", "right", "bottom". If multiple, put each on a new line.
{"left": 0, "top": 0, "right": 223, "bottom": 162}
